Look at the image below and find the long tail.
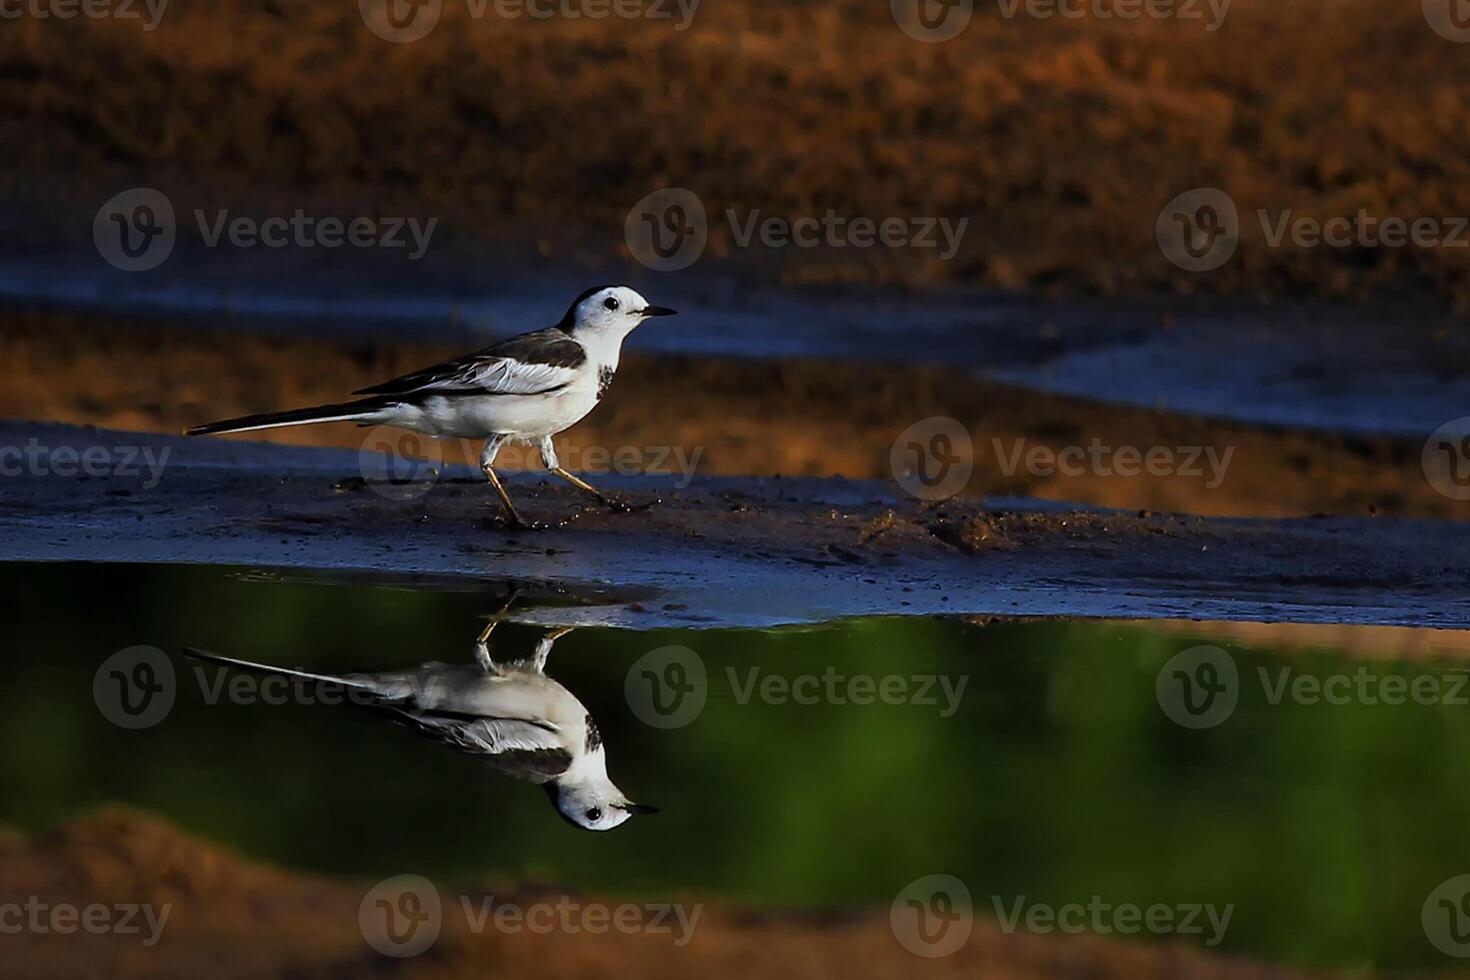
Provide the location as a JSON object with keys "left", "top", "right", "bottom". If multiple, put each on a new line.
{"left": 186, "top": 397, "right": 392, "bottom": 437}
{"left": 181, "top": 647, "right": 384, "bottom": 694}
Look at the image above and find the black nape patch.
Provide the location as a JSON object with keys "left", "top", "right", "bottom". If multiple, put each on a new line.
{"left": 585, "top": 714, "right": 603, "bottom": 753}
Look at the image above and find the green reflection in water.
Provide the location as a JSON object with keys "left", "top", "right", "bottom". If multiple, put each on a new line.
{"left": 1, "top": 561, "right": 1468, "bottom": 971}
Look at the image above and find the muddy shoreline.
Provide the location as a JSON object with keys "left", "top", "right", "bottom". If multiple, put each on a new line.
{"left": 2, "top": 421, "right": 1466, "bottom": 630}
{"left": 0, "top": 807, "right": 1333, "bottom": 980}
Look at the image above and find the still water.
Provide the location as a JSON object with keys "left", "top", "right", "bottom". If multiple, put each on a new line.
{"left": 3, "top": 561, "right": 1469, "bottom": 971}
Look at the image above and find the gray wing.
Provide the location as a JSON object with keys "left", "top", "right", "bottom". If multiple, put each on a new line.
{"left": 397, "top": 711, "right": 572, "bottom": 782}
{"left": 353, "top": 329, "right": 586, "bottom": 398}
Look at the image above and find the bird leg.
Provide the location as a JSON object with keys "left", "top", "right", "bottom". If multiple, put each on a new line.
{"left": 537, "top": 437, "right": 631, "bottom": 512}
{"left": 480, "top": 435, "right": 530, "bottom": 528}
{"left": 473, "top": 588, "right": 522, "bottom": 673}
{"left": 529, "top": 626, "right": 575, "bottom": 673}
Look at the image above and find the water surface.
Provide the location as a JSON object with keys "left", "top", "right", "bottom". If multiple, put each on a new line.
{"left": 3, "top": 561, "right": 1468, "bottom": 971}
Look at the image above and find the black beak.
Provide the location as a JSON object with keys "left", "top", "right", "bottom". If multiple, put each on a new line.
{"left": 619, "top": 802, "right": 660, "bottom": 815}
{"left": 638, "top": 306, "right": 678, "bottom": 318}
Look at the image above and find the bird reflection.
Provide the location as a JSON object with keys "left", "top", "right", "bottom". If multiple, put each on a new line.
{"left": 183, "top": 605, "right": 656, "bottom": 832}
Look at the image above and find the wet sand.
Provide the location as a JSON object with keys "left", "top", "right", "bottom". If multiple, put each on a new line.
{"left": 1, "top": 419, "right": 1466, "bottom": 630}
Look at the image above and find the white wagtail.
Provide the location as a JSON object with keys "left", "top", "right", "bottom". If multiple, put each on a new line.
{"left": 187, "top": 285, "right": 677, "bottom": 527}
{"left": 184, "top": 619, "right": 656, "bottom": 832}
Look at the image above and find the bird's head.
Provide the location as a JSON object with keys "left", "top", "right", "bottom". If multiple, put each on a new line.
{"left": 545, "top": 778, "right": 659, "bottom": 832}
{"left": 563, "top": 285, "right": 677, "bottom": 339}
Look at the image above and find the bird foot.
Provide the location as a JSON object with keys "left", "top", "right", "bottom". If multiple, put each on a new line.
{"left": 598, "top": 494, "right": 656, "bottom": 514}
{"left": 481, "top": 514, "right": 556, "bottom": 532}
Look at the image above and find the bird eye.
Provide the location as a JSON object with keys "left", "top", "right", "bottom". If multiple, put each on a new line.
{"left": 585, "top": 807, "right": 602, "bottom": 822}
{"left": 603, "top": 297, "right": 619, "bottom": 311}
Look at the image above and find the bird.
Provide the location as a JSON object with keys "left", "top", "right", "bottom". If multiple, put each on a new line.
{"left": 182, "top": 615, "right": 657, "bottom": 832}
{"left": 186, "top": 285, "right": 677, "bottom": 528}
